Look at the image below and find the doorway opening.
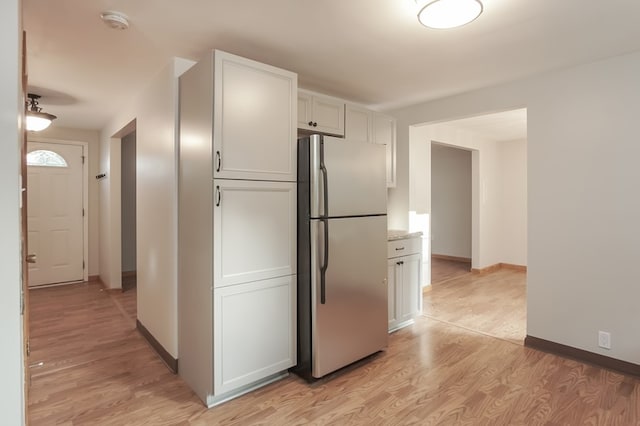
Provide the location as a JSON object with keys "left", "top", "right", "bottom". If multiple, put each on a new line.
{"left": 430, "top": 143, "right": 472, "bottom": 284}
{"left": 412, "top": 108, "right": 528, "bottom": 344}
{"left": 121, "top": 130, "right": 137, "bottom": 293}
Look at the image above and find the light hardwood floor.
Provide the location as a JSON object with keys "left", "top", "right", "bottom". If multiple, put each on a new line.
{"left": 430, "top": 256, "right": 471, "bottom": 285}
{"left": 424, "top": 267, "right": 526, "bottom": 343}
{"left": 28, "top": 274, "right": 639, "bottom": 425}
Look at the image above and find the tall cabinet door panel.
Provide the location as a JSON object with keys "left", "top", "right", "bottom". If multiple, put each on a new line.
{"left": 214, "top": 51, "right": 297, "bottom": 181}
{"left": 214, "top": 275, "right": 296, "bottom": 394}
{"left": 213, "top": 180, "right": 296, "bottom": 288}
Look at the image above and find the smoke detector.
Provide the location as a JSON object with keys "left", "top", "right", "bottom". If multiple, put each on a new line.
{"left": 100, "top": 11, "right": 130, "bottom": 30}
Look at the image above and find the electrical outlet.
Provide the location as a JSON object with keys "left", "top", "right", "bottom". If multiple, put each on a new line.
{"left": 598, "top": 331, "right": 611, "bottom": 349}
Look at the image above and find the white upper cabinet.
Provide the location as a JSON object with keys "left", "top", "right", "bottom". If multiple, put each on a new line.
{"left": 345, "top": 104, "right": 373, "bottom": 143}
{"left": 297, "top": 90, "right": 345, "bottom": 136}
{"left": 214, "top": 51, "right": 297, "bottom": 181}
{"left": 373, "top": 112, "right": 397, "bottom": 188}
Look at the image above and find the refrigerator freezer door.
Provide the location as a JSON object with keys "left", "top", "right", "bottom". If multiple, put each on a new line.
{"left": 309, "top": 135, "right": 387, "bottom": 218}
{"left": 310, "top": 215, "right": 388, "bottom": 378}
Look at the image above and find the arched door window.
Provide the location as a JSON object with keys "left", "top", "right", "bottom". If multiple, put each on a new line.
{"left": 26, "top": 150, "right": 68, "bottom": 167}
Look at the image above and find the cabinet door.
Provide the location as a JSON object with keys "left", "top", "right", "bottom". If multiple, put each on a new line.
{"left": 400, "top": 253, "right": 422, "bottom": 322}
{"left": 312, "top": 95, "right": 345, "bottom": 136}
{"left": 214, "top": 51, "right": 297, "bottom": 181}
{"left": 298, "top": 90, "right": 345, "bottom": 136}
{"left": 214, "top": 275, "right": 296, "bottom": 395}
{"left": 373, "top": 113, "right": 397, "bottom": 188}
{"left": 345, "top": 104, "right": 373, "bottom": 143}
{"left": 387, "top": 259, "right": 399, "bottom": 329}
{"left": 213, "top": 180, "right": 296, "bottom": 288}
{"left": 298, "top": 92, "right": 313, "bottom": 130}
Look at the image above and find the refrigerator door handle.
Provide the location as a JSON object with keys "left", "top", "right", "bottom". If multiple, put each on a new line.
{"left": 319, "top": 139, "right": 329, "bottom": 218}
{"left": 320, "top": 218, "right": 329, "bottom": 304}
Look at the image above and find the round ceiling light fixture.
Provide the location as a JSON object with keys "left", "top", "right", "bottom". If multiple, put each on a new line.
{"left": 416, "top": 0, "right": 483, "bottom": 29}
{"left": 26, "top": 94, "right": 57, "bottom": 132}
{"left": 100, "top": 11, "right": 130, "bottom": 30}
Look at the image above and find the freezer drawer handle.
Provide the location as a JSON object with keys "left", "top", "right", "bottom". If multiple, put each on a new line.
{"left": 215, "top": 151, "right": 221, "bottom": 172}
{"left": 215, "top": 185, "right": 221, "bottom": 207}
{"left": 320, "top": 218, "right": 329, "bottom": 304}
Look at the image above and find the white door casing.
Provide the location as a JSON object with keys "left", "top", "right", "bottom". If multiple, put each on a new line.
{"left": 27, "top": 141, "right": 86, "bottom": 286}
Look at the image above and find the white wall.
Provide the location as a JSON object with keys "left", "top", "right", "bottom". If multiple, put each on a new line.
{"left": 389, "top": 50, "right": 640, "bottom": 365}
{"left": 431, "top": 144, "right": 472, "bottom": 258}
{"left": 0, "top": 0, "right": 25, "bottom": 423}
{"left": 99, "top": 58, "right": 194, "bottom": 358}
{"left": 31, "top": 126, "right": 101, "bottom": 276}
{"left": 498, "top": 139, "right": 527, "bottom": 266}
{"left": 121, "top": 131, "right": 136, "bottom": 273}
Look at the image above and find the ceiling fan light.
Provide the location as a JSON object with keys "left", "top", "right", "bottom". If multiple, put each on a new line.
{"left": 26, "top": 112, "right": 56, "bottom": 132}
{"left": 417, "top": 0, "right": 483, "bottom": 29}
{"left": 25, "top": 94, "right": 57, "bottom": 132}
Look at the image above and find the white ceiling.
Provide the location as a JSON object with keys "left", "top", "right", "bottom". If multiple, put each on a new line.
{"left": 23, "top": 0, "right": 640, "bottom": 130}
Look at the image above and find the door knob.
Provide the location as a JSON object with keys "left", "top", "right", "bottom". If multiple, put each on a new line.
{"left": 26, "top": 254, "right": 37, "bottom": 264}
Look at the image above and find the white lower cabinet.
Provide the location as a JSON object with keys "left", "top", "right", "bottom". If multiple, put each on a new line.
{"left": 388, "top": 237, "right": 422, "bottom": 332}
{"left": 214, "top": 275, "right": 296, "bottom": 395}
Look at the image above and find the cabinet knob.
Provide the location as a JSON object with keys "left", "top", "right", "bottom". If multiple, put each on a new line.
{"left": 313, "top": 122, "right": 318, "bottom": 127}
{"left": 308, "top": 121, "right": 313, "bottom": 126}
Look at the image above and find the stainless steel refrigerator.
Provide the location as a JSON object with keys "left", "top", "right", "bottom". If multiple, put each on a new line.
{"left": 295, "top": 134, "right": 388, "bottom": 380}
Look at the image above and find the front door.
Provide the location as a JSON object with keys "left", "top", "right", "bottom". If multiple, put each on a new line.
{"left": 27, "top": 142, "right": 84, "bottom": 286}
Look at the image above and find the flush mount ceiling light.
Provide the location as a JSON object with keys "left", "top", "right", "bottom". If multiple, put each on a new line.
{"left": 26, "top": 94, "right": 57, "bottom": 132}
{"left": 100, "top": 11, "right": 130, "bottom": 30}
{"left": 416, "top": 0, "right": 483, "bottom": 29}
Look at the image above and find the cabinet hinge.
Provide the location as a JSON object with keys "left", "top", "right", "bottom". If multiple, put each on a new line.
{"left": 26, "top": 339, "right": 30, "bottom": 357}
{"left": 82, "top": 155, "right": 85, "bottom": 164}
{"left": 83, "top": 260, "right": 85, "bottom": 270}
{"left": 82, "top": 208, "right": 85, "bottom": 217}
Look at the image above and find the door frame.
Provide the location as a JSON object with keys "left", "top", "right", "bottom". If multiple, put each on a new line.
{"left": 26, "top": 137, "right": 89, "bottom": 283}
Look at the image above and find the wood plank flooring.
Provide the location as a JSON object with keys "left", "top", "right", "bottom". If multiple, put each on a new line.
{"left": 424, "top": 267, "right": 526, "bottom": 343}
{"left": 430, "top": 257, "right": 471, "bottom": 285}
{"left": 28, "top": 275, "right": 639, "bottom": 425}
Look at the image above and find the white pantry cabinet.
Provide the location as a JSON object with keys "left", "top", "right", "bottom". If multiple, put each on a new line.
{"left": 213, "top": 51, "right": 297, "bottom": 181}
{"left": 387, "top": 236, "right": 422, "bottom": 332}
{"left": 214, "top": 276, "right": 296, "bottom": 394}
{"left": 213, "top": 179, "right": 296, "bottom": 288}
{"left": 298, "top": 89, "right": 345, "bottom": 136}
{"left": 178, "top": 50, "right": 297, "bottom": 408}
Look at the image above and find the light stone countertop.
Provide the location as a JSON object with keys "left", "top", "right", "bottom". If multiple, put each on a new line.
{"left": 387, "top": 229, "right": 423, "bottom": 241}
